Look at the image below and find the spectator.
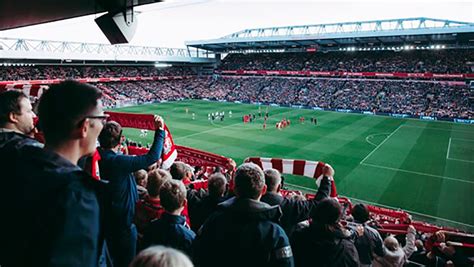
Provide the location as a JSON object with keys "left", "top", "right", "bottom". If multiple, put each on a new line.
{"left": 189, "top": 172, "right": 228, "bottom": 232}
{"left": 193, "top": 162, "right": 294, "bottom": 267}
{"left": 142, "top": 179, "right": 196, "bottom": 256}
{"left": 2, "top": 80, "right": 107, "bottom": 266}
{"left": 130, "top": 246, "right": 193, "bottom": 267}
{"left": 291, "top": 198, "right": 360, "bottom": 267}
{"left": 373, "top": 225, "right": 416, "bottom": 267}
{"left": 98, "top": 118, "right": 165, "bottom": 267}
{"left": 260, "top": 166, "right": 332, "bottom": 237}
{"left": 135, "top": 169, "right": 171, "bottom": 243}
{"left": 135, "top": 169, "right": 149, "bottom": 199}
{"left": 351, "top": 203, "right": 385, "bottom": 267}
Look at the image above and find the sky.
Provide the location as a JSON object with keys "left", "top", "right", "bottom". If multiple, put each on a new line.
{"left": 0, "top": 0, "right": 473, "bottom": 48}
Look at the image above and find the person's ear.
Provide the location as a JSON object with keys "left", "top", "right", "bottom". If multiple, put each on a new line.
{"left": 277, "top": 184, "right": 281, "bottom": 193}
{"left": 8, "top": 112, "right": 19, "bottom": 123}
{"left": 261, "top": 184, "right": 267, "bottom": 196}
{"left": 78, "top": 119, "right": 90, "bottom": 139}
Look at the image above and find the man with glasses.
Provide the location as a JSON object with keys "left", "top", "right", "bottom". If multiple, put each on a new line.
{"left": 1, "top": 80, "right": 108, "bottom": 267}
{"left": 98, "top": 117, "right": 165, "bottom": 267}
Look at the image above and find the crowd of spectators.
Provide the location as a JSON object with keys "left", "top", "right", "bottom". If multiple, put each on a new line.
{"left": 93, "top": 77, "right": 472, "bottom": 119}
{"left": 220, "top": 50, "right": 474, "bottom": 74}
{"left": 1, "top": 81, "right": 473, "bottom": 267}
{"left": 0, "top": 65, "right": 195, "bottom": 81}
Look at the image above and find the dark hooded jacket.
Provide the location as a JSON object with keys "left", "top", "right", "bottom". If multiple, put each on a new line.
{"left": 291, "top": 224, "right": 360, "bottom": 267}
{"left": 1, "top": 144, "right": 106, "bottom": 267}
{"left": 193, "top": 197, "right": 294, "bottom": 267}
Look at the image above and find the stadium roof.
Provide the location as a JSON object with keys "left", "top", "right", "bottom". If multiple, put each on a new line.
{"left": 0, "top": 0, "right": 160, "bottom": 31}
{"left": 186, "top": 17, "right": 474, "bottom": 53}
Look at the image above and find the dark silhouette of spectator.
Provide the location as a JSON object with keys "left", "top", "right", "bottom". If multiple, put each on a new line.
{"left": 142, "top": 179, "right": 196, "bottom": 256}
{"left": 193, "top": 162, "right": 294, "bottom": 267}
{"left": 189, "top": 172, "right": 228, "bottom": 232}
{"left": 98, "top": 118, "right": 165, "bottom": 267}
{"left": 261, "top": 167, "right": 332, "bottom": 237}
{"left": 2, "top": 80, "right": 107, "bottom": 266}
{"left": 351, "top": 203, "right": 385, "bottom": 267}
{"left": 291, "top": 198, "right": 360, "bottom": 267}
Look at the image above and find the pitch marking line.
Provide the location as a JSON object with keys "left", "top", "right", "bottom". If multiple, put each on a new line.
{"left": 284, "top": 182, "right": 474, "bottom": 228}
{"left": 365, "top": 133, "right": 391, "bottom": 147}
{"left": 446, "top": 137, "right": 474, "bottom": 163}
{"left": 446, "top": 137, "right": 452, "bottom": 160}
{"left": 360, "top": 125, "right": 403, "bottom": 164}
{"left": 360, "top": 162, "right": 474, "bottom": 185}
{"left": 401, "top": 125, "right": 474, "bottom": 134}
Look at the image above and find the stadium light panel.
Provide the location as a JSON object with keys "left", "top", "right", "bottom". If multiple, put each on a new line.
{"left": 435, "top": 45, "right": 441, "bottom": 49}
{"left": 442, "top": 45, "right": 446, "bottom": 49}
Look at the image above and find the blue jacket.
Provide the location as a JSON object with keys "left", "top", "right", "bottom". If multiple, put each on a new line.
{"left": 99, "top": 129, "right": 164, "bottom": 228}
{"left": 143, "top": 212, "right": 196, "bottom": 256}
{"left": 193, "top": 197, "right": 294, "bottom": 267}
{"left": 1, "top": 144, "right": 105, "bottom": 267}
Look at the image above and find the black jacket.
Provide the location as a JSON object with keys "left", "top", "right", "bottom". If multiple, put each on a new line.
{"left": 261, "top": 176, "right": 332, "bottom": 237}
{"left": 1, "top": 145, "right": 106, "bottom": 267}
{"left": 142, "top": 213, "right": 196, "bottom": 256}
{"left": 188, "top": 194, "right": 227, "bottom": 232}
{"left": 291, "top": 225, "right": 360, "bottom": 267}
{"left": 193, "top": 197, "right": 294, "bottom": 267}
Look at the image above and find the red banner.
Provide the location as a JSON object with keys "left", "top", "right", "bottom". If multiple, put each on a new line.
{"left": 219, "top": 70, "right": 474, "bottom": 80}
{"left": 128, "top": 145, "right": 232, "bottom": 170}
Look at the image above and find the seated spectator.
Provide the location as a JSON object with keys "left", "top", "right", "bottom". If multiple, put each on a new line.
{"left": 130, "top": 245, "right": 193, "bottom": 267}
{"left": 261, "top": 166, "right": 332, "bottom": 237}
{"left": 189, "top": 172, "right": 228, "bottom": 232}
{"left": 193, "top": 162, "right": 294, "bottom": 267}
{"left": 373, "top": 225, "right": 416, "bottom": 267}
{"left": 135, "top": 169, "right": 149, "bottom": 199}
{"left": 135, "top": 169, "right": 171, "bottom": 237}
{"left": 351, "top": 203, "right": 385, "bottom": 267}
{"left": 142, "top": 179, "right": 196, "bottom": 256}
{"left": 2, "top": 81, "right": 107, "bottom": 266}
{"left": 98, "top": 118, "right": 165, "bottom": 267}
{"left": 291, "top": 198, "right": 360, "bottom": 267}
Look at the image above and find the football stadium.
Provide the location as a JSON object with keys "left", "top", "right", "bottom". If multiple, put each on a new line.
{"left": 0, "top": 1, "right": 473, "bottom": 266}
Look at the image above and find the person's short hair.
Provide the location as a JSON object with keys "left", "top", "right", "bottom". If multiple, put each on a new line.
{"left": 129, "top": 245, "right": 193, "bottom": 267}
{"left": 384, "top": 236, "right": 400, "bottom": 252}
{"left": 234, "top": 163, "right": 265, "bottom": 199}
{"left": 351, "top": 203, "right": 370, "bottom": 223}
{"left": 264, "top": 168, "right": 282, "bottom": 192}
{"left": 311, "top": 198, "right": 342, "bottom": 225}
{"left": 98, "top": 121, "right": 122, "bottom": 149}
{"left": 134, "top": 169, "right": 148, "bottom": 187}
{"left": 147, "top": 169, "right": 172, "bottom": 198}
{"left": 38, "top": 80, "right": 102, "bottom": 144}
{"left": 169, "top": 161, "right": 191, "bottom": 180}
{"left": 0, "top": 90, "right": 28, "bottom": 127}
{"left": 208, "top": 173, "right": 227, "bottom": 197}
{"left": 160, "top": 179, "right": 187, "bottom": 212}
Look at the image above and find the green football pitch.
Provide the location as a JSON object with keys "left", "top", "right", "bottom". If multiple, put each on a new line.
{"left": 113, "top": 100, "right": 474, "bottom": 231}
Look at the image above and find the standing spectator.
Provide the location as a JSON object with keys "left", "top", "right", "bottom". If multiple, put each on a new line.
{"left": 351, "top": 203, "right": 385, "bottom": 267}
{"left": 135, "top": 169, "right": 171, "bottom": 247}
{"left": 373, "top": 225, "right": 416, "bottom": 267}
{"left": 261, "top": 166, "right": 332, "bottom": 237}
{"left": 98, "top": 118, "right": 165, "bottom": 267}
{"left": 291, "top": 198, "right": 360, "bottom": 267}
{"left": 0, "top": 90, "right": 41, "bottom": 265}
{"left": 142, "top": 179, "right": 196, "bottom": 256}
{"left": 2, "top": 81, "right": 107, "bottom": 266}
{"left": 189, "top": 172, "right": 228, "bottom": 232}
{"left": 193, "top": 163, "right": 294, "bottom": 267}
